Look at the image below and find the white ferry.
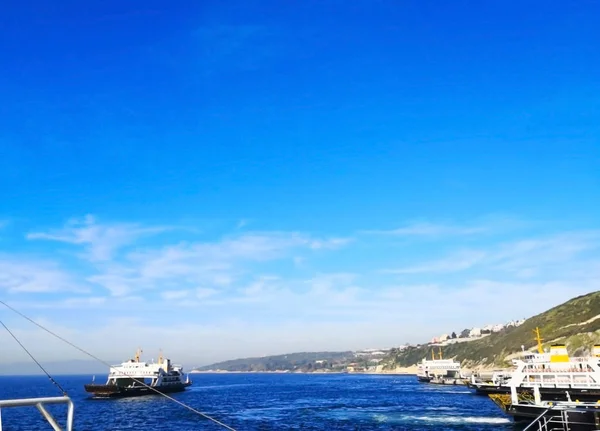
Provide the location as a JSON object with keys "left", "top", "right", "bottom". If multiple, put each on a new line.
{"left": 469, "top": 328, "right": 600, "bottom": 401}
{"left": 417, "top": 347, "right": 463, "bottom": 383}
{"left": 84, "top": 348, "right": 192, "bottom": 398}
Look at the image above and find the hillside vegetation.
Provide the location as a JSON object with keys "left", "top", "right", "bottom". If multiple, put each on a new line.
{"left": 382, "top": 291, "right": 600, "bottom": 369}
{"left": 195, "top": 351, "right": 355, "bottom": 372}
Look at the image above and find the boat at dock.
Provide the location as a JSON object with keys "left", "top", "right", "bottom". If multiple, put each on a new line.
{"left": 417, "top": 347, "right": 465, "bottom": 385}
{"left": 490, "top": 383, "right": 600, "bottom": 429}
{"left": 467, "top": 328, "right": 600, "bottom": 401}
{"left": 84, "top": 348, "right": 192, "bottom": 398}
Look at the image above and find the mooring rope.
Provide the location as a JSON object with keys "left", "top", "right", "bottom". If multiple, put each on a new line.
{"left": 0, "top": 300, "right": 237, "bottom": 431}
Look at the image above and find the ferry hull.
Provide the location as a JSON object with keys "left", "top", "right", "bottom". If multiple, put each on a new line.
{"left": 84, "top": 382, "right": 191, "bottom": 398}
{"left": 470, "top": 383, "right": 600, "bottom": 401}
{"left": 505, "top": 404, "right": 600, "bottom": 429}
{"left": 428, "top": 377, "right": 466, "bottom": 385}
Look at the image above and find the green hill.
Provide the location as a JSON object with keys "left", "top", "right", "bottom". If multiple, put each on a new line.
{"left": 194, "top": 351, "right": 355, "bottom": 372}
{"left": 382, "top": 290, "right": 600, "bottom": 369}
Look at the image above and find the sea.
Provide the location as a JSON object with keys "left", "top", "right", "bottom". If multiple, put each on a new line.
{"left": 0, "top": 374, "right": 513, "bottom": 430}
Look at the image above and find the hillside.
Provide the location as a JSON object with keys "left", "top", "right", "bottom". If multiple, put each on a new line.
{"left": 382, "top": 290, "right": 600, "bottom": 369}
{"left": 194, "top": 351, "right": 355, "bottom": 372}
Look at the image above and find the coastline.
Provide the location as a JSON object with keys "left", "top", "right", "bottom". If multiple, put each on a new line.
{"left": 190, "top": 366, "right": 420, "bottom": 375}
{"left": 189, "top": 364, "right": 507, "bottom": 376}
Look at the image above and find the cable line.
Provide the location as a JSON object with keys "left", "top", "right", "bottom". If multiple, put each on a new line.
{"left": 0, "top": 300, "right": 237, "bottom": 431}
{"left": 0, "top": 319, "right": 68, "bottom": 396}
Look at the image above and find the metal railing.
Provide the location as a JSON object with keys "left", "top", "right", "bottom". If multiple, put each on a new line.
{"left": 523, "top": 408, "right": 600, "bottom": 431}
{"left": 0, "top": 396, "right": 74, "bottom": 431}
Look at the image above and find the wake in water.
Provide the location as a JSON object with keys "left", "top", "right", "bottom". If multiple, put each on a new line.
{"left": 374, "top": 413, "right": 511, "bottom": 425}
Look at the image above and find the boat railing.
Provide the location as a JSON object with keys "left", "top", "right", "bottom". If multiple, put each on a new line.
{"left": 519, "top": 382, "right": 600, "bottom": 390}
{"left": 523, "top": 367, "right": 593, "bottom": 372}
{"left": 523, "top": 409, "right": 600, "bottom": 431}
{"left": 0, "top": 396, "right": 74, "bottom": 431}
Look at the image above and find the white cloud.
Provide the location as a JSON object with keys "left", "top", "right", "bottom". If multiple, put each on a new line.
{"left": 489, "top": 231, "right": 600, "bottom": 273}
{"left": 383, "top": 250, "right": 486, "bottom": 274}
{"left": 384, "top": 231, "right": 600, "bottom": 275}
{"left": 89, "top": 231, "right": 351, "bottom": 297}
{"left": 365, "top": 222, "right": 487, "bottom": 237}
{"left": 3, "top": 276, "right": 596, "bottom": 369}
{"left": 161, "top": 290, "right": 189, "bottom": 300}
{"left": 363, "top": 215, "right": 528, "bottom": 238}
{"left": 87, "top": 273, "right": 138, "bottom": 297}
{"left": 2, "top": 215, "right": 600, "bottom": 369}
{"left": 27, "top": 214, "right": 170, "bottom": 261}
{"left": 0, "top": 257, "right": 86, "bottom": 294}
{"left": 196, "top": 287, "right": 218, "bottom": 299}
{"left": 309, "top": 237, "right": 353, "bottom": 249}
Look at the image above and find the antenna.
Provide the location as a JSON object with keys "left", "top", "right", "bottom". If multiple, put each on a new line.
{"left": 533, "top": 327, "right": 544, "bottom": 354}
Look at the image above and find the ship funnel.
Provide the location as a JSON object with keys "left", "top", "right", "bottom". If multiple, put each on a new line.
{"left": 549, "top": 344, "right": 570, "bottom": 363}
{"left": 593, "top": 345, "right": 600, "bottom": 357}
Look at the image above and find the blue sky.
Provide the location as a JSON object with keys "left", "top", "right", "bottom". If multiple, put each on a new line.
{"left": 0, "top": 1, "right": 599, "bottom": 368}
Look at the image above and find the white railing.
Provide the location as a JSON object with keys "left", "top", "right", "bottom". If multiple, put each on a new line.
{"left": 524, "top": 410, "right": 598, "bottom": 431}
{"left": 0, "top": 396, "right": 74, "bottom": 431}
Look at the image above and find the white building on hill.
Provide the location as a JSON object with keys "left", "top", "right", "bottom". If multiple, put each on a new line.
{"left": 469, "top": 327, "right": 481, "bottom": 337}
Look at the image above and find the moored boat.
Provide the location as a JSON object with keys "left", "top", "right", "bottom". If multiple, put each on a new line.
{"left": 468, "top": 328, "right": 600, "bottom": 401}
{"left": 84, "top": 348, "right": 192, "bottom": 398}
{"left": 490, "top": 384, "right": 600, "bottom": 429}
{"left": 416, "top": 347, "right": 465, "bottom": 384}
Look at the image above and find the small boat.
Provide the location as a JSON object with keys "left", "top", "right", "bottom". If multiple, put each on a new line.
{"left": 84, "top": 348, "right": 192, "bottom": 398}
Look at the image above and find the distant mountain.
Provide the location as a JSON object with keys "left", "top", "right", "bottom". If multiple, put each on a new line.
{"left": 194, "top": 351, "right": 355, "bottom": 372}
{"left": 382, "top": 290, "right": 600, "bottom": 369}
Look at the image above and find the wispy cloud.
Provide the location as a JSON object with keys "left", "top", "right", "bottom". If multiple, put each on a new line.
{"left": 383, "top": 231, "right": 600, "bottom": 275}
{"left": 0, "top": 257, "right": 87, "bottom": 294}
{"left": 3, "top": 214, "right": 600, "bottom": 367}
{"left": 364, "top": 215, "right": 528, "bottom": 238}
{"left": 489, "top": 231, "right": 600, "bottom": 274}
{"left": 27, "top": 214, "right": 170, "bottom": 261}
{"left": 365, "top": 222, "right": 487, "bottom": 237}
{"left": 160, "top": 290, "right": 189, "bottom": 301}
{"left": 382, "top": 250, "right": 486, "bottom": 274}
{"left": 86, "top": 230, "right": 351, "bottom": 297}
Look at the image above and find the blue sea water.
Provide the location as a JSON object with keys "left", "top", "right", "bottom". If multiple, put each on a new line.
{"left": 0, "top": 374, "right": 513, "bottom": 430}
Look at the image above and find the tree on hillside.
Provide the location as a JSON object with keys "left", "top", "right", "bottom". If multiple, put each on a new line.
{"left": 451, "top": 332, "right": 457, "bottom": 339}
{"left": 460, "top": 329, "right": 470, "bottom": 338}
